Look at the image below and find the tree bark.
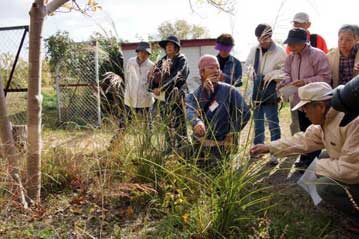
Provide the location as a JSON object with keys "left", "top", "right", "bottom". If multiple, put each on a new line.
{"left": 0, "top": 75, "right": 20, "bottom": 180}
{"left": 0, "top": 75, "right": 28, "bottom": 208}
{"left": 26, "top": 0, "right": 70, "bottom": 204}
{"left": 26, "top": 0, "right": 46, "bottom": 204}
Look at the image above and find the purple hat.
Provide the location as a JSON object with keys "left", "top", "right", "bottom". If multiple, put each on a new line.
{"left": 215, "top": 43, "right": 233, "bottom": 52}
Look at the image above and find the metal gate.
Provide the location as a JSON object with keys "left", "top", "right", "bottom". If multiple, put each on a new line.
{"left": 56, "top": 41, "right": 101, "bottom": 126}
{"left": 0, "top": 25, "right": 29, "bottom": 125}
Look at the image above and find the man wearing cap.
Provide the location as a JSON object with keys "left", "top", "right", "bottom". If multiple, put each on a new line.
{"left": 186, "top": 54, "right": 250, "bottom": 166}
{"left": 278, "top": 28, "right": 331, "bottom": 169}
{"left": 215, "top": 33, "right": 242, "bottom": 86}
{"left": 122, "top": 42, "right": 154, "bottom": 127}
{"left": 287, "top": 12, "right": 328, "bottom": 54}
{"left": 148, "top": 35, "right": 189, "bottom": 151}
{"left": 250, "top": 82, "right": 359, "bottom": 231}
{"left": 245, "top": 23, "right": 287, "bottom": 165}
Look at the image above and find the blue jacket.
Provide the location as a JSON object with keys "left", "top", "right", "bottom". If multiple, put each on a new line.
{"left": 186, "top": 82, "right": 250, "bottom": 141}
{"left": 217, "top": 55, "right": 242, "bottom": 86}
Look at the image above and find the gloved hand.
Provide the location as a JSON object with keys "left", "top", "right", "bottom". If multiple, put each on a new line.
{"left": 234, "top": 81, "right": 243, "bottom": 87}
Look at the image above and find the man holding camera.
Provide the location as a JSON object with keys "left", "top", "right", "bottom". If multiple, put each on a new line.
{"left": 250, "top": 82, "right": 359, "bottom": 232}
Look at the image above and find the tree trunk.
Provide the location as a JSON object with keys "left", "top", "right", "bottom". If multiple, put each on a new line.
{"left": 26, "top": 0, "right": 70, "bottom": 205}
{"left": 0, "top": 75, "right": 20, "bottom": 180}
{"left": 26, "top": 0, "right": 46, "bottom": 204}
{"left": 0, "top": 75, "right": 28, "bottom": 208}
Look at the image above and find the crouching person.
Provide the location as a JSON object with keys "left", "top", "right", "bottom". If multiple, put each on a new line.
{"left": 250, "top": 82, "right": 359, "bottom": 232}
{"left": 186, "top": 55, "right": 251, "bottom": 168}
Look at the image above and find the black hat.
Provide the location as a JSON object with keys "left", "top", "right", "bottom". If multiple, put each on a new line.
{"left": 159, "top": 35, "right": 181, "bottom": 49}
{"left": 284, "top": 28, "right": 307, "bottom": 44}
{"left": 136, "top": 41, "right": 151, "bottom": 54}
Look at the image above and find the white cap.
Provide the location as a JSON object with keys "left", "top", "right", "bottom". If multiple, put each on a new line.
{"left": 292, "top": 82, "right": 333, "bottom": 111}
{"left": 293, "top": 12, "right": 310, "bottom": 23}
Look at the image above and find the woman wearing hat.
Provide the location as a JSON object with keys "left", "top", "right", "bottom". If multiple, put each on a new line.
{"left": 148, "top": 35, "right": 190, "bottom": 152}
{"left": 215, "top": 33, "right": 242, "bottom": 86}
{"left": 278, "top": 28, "right": 331, "bottom": 170}
{"left": 123, "top": 41, "right": 154, "bottom": 127}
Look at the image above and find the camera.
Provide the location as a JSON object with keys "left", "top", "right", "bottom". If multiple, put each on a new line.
{"left": 330, "top": 75, "right": 359, "bottom": 126}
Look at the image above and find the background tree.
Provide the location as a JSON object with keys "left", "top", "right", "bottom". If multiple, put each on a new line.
{"left": 44, "top": 31, "right": 74, "bottom": 74}
{"left": 156, "top": 19, "right": 209, "bottom": 40}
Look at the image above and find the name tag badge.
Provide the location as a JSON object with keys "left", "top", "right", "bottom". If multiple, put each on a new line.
{"left": 209, "top": 100, "right": 219, "bottom": 112}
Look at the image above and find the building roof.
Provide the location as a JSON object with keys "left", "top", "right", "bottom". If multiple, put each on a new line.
{"left": 121, "top": 38, "right": 216, "bottom": 50}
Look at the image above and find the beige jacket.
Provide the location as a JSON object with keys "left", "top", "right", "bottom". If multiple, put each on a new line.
{"left": 327, "top": 47, "right": 359, "bottom": 87}
{"left": 268, "top": 109, "right": 359, "bottom": 184}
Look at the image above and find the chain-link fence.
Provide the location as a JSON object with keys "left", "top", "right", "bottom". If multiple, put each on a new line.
{"left": 56, "top": 41, "right": 101, "bottom": 126}
{"left": 0, "top": 26, "right": 29, "bottom": 125}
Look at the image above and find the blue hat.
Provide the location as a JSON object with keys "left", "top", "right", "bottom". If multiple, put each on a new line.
{"left": 284, "top": 28, "right": 307, "bottom": 44}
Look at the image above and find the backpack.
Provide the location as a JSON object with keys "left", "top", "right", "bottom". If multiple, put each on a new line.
{"left": 251, "top": 48, "right": 278, "bottom": 104}
{"left": 310, "top": 34, "right": 317, "bottom": 48}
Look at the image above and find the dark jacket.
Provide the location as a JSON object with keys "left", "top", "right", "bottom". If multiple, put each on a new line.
{"left": 186, "top": 82, "right": 250, "bottom": 141}
{"left": 217, "top": 55, "right": 242, "bottom": 86}
{"left": 150, "top": 53, "right": 190, "bottom": 101}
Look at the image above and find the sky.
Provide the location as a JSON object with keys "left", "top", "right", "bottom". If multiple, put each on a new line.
{"left": 1, "top": 0, "right": 359, "bottom": 60}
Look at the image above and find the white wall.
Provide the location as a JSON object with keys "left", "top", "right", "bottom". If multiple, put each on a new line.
{"left": 122, "top": 45, "right": 217, "bottom": 93}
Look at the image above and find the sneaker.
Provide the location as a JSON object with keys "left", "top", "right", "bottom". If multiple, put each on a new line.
{"left": 270, "top": 155, "right": 278, "bottom": 166}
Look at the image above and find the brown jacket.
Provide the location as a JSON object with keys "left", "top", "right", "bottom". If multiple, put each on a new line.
{"left": 327, "top": 47, "right": 359, "bottom": 87}
{"left": 268, "top": 109, "right": 359, "bottom": 184}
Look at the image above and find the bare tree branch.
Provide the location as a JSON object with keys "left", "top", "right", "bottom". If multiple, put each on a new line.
{"left": 46, "top": 0, "right": 69, "bottom": 15}
{"left": 188, "top": 0, "right": 235, "bottom": 15}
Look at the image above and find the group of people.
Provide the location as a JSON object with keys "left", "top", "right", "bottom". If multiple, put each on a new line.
{"left": 121, "top": 12, "right": 359, "bottom": 231}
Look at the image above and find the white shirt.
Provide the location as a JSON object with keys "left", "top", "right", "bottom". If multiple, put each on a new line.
{"left": 245, "top": 42, "right": 287, "bottom": 76}
{"left": 244, "top": 42, "right": 287, "bottom": 100}
{"left": 124, "top": 57, "right": 154, "bottom": 108}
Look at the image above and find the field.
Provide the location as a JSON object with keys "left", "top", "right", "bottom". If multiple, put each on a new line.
{"left": 0, "top": 87, "right": 355, "bottom": 239}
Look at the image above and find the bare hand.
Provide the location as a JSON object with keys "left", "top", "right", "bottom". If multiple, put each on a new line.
{"left": 203, "top": 78, "right": 215, "bottom": 93}
{"left": 153, "top": 88, "right": 161, "bottom": 96}
{"left": 354, "top": 63, "right": 359, "bottom": 72}
{"left": 250, "top": 144, "right": 270, "bottom": 156}
{"left": 193, "top": 121, "right": 206, "bottom": 138}
{"left": 290, "top": 80, "right": 305, "bottom": 87}
{"left": 219, "top": 72, "right": 226, "bottom": 81}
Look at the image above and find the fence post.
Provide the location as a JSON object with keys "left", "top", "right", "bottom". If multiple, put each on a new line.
{"left": 55, "top": 64, "right": 62, "bottom": 123}
{"left": 95, "top": 40, "right": 102, "bottom": 127}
